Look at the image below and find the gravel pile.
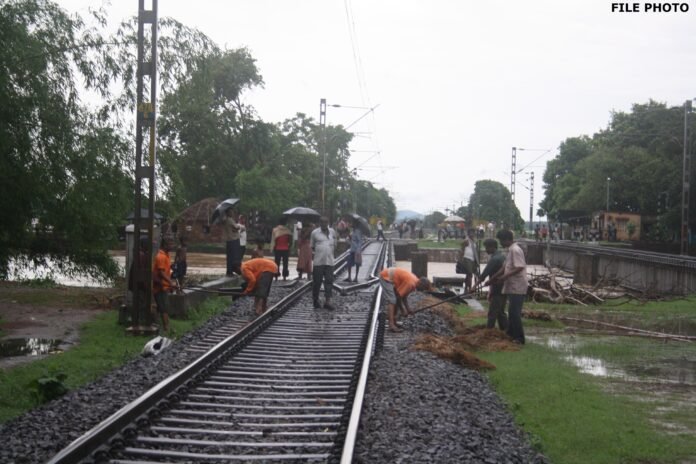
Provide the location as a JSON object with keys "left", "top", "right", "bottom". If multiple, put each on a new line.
{"left": 353, "top": 296, "right": 547, "bottom": 463}
{"left": 0, "top": 288, "right": 546, "bottom": 464}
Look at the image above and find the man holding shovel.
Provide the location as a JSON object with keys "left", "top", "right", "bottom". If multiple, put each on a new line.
{"left": 379, "top": 267, "right": 431, "bottom": 332}
{"left": 491, "top": 229, "right": 528, "bottom": 344}
{"left": 477, "top": 238, "right": 508, "bottom": 331}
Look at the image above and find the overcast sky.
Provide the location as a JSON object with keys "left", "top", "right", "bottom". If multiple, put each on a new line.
{"left": 57, "top": 0, "right": 696, "bottom": 220}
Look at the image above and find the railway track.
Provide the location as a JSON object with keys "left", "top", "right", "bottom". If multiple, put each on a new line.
{"left": 48, "top": 240, "right": 388, "bottom": 464}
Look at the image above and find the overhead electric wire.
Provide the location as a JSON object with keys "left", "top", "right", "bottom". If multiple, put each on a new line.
{"left": 342, "top": 0, "right": 388, "bottom": 184}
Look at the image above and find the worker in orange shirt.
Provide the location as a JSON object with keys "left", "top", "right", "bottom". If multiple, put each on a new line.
{"left": 241, "top": 257, "right": 279, "bottom": 315}
{"left": 153, "top": 237, "right": 178, "bottom": 334}
{"left": 379, "top": 267, "right": 431, "bottom": 332}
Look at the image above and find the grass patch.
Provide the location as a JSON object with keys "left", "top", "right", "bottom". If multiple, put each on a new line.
{"left": 479, "top": 344, "right": 694, "bottom": 464}
{"left": 463, "top": 296, "right": 696, "bottom": 463}
{"left": 417, "top": 239, "right": 462, "bottom": 249}
{"left": 0, "top": 296, "right": 230, "bottom": 423}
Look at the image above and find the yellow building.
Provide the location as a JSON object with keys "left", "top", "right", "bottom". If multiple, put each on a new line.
{"left": 597, "top": 211, "right": 641, "bottom": 241}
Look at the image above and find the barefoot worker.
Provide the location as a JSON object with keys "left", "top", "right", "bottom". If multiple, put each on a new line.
{"left": 379, "top": 267, "right": 431, "bottom": 332}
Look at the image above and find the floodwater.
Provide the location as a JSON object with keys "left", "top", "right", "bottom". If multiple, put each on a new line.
{"left": 0, "top": 338, "right": 63, "bottom": 358}
{"left": 6, "top": 257, "right": 118, "bottom": 287}
{"left": 529, "top": 330, "right": 696, "bottom": 435}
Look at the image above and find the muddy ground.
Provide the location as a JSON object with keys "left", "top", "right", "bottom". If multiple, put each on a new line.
{"left": 0, "top": 252, "right": 230, "bottom": 370}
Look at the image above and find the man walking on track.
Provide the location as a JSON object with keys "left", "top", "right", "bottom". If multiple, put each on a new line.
{"left": 241, "top": 257, "right": 279, "bottom": 315}
{"left": 376, "top": 220, "right": 385, "bottom": 241}
{"left": 379, "top": 267, "right": 431, "bottom": 333}
{"left": 310, "top": 216, "right": 337, "bottom": 310}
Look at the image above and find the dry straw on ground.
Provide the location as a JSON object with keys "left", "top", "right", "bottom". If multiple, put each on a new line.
{"left": 411, "top": 296, "right": 520, "bottom": 370}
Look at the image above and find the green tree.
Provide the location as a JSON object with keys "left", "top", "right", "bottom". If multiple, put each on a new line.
{"left": 540, "top": 101, "right": 696, "bottom": 239}
{"left": 467, "top": 180, "right": 523, "bottom": 230}
{"left": 158, "top": 48, "right": 264, "bottom": 206}
{"left": 424, "top": 211, "right": 446, "bottom": 228}
{"left": 0, "top": 0, "right": 132, "bottom": 278}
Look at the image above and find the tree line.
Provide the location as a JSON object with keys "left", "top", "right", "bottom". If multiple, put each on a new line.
{"left": 0, "top": 0, "right": 395, "bottom": 279}
{"left": 540, "top": 100, "right": 696, "bottom": 242}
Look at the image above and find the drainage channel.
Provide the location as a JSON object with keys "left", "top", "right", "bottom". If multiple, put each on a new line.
{"left": 48, "top": 240, "right": 386, "bottom": 464}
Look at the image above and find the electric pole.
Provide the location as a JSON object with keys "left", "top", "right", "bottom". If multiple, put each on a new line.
{"left": 320, "top": 98, "right": 327, "bottom": 215}
{"left": 131, "top": 0, "right": 158, "bottom": 332}
{"left": 681, "top": 100, "right": 691, "bottom": 255}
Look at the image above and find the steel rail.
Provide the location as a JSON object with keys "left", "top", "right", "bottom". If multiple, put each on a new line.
{"left": 47, "top": 279, "right": 314, "bottom": 464}
{"left": 48, "top": 243, "right": 383, "bottom": 464}
{"left": 338, "top": 241, "right": 386, "bottom": 463}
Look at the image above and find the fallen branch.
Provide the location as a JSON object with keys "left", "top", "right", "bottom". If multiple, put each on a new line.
{"left": 557, "top": 316, "right": 695, "bottom": 342}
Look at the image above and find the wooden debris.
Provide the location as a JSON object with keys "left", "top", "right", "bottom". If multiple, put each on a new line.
{"left": 527, "top": 267, "right": 608, "bottom": 306}
{"left": 522, "top": 309, "right": 552, "bottom": 321}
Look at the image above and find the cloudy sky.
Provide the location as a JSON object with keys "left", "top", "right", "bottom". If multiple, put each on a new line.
{"left": 57, "top": 0, "right": 696, "bottom": 219}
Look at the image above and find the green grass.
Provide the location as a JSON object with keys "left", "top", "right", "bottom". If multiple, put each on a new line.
{"left": 460, "top": 296, "right": 696, "bottom": 463}
{"left": 0, "top": 297, "right": 230, "bottom": 423}
{"left": 479, "top": 345, "right": 695, "bottom": 464}
{"left": 417, "top": 239, "right": 462, "bottom": 249}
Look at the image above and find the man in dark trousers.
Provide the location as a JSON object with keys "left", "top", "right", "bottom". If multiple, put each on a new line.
{"left": 153, "top": 237, "right": 176, "bottom": 334}
{"left": 477, "top": 238, "right": 508, "bottom": 331}
{"left": 310, "top": 216, "right": 337, "bottom": 310}
{"left": 492, "top": 230, "right": 528, "bottom": 344}
{"left": 241, "top": 257, "right": 279, "bottom": 315}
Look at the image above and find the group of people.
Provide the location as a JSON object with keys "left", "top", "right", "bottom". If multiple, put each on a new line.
{"left": 236, "top": 215, "right": 368, "bottom": 315}
{"left": 476, "top": 230, "right": 528, "bottom": 344}
{"left": 140, "top": 209, "right": 528, "bottom": 345}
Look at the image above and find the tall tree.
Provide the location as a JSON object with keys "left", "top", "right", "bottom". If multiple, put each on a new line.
{"left": 0, "top": 0, "right": 132, "bottom": 278}
{"left": 466, "top": 180, "right": 523, "bottom": 230}
{"left": 540, "top": 101, "right": 696, "bottom": 238}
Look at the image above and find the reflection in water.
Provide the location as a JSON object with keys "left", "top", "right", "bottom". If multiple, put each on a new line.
{"left": 0, "top": 338, "right": 63, "bottom": 357}
{"left": 529, "top": 334, "right": 695, "bottom": 386}
{"left": 7, "top": 256, "right": 120, "bottom": 287}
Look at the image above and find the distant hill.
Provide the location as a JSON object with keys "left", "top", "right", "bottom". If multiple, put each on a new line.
{"left": 395, "top": 210, "right": 424, "bottom": 222}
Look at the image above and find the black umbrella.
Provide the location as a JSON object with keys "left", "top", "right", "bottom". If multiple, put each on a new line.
{"left": 282, "top": 206, "right": 321, "bottom": 223}
{"left": 344, "top": 213, "right": 371, "bottom": 237}
{"left": 211, "top": 198, "right": 240, "bottom": 224}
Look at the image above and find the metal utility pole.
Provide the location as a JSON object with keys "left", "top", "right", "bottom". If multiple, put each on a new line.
{"left": 606, "top": 177, "right": 611, "bottom": 212}
{"left": 320, "top": 98, "right": 327, "bottom": 215}
{"left": 131, "top": 0, "right": 158, "bottom": 330}
{"left": 681, "top": 100, "right": 692, "bottom": 255}
{"left": 528, "top": 172, "right": 534, "bottom": 230}
{"left": 510, "top": 147, "right": 517, "bottom": 229}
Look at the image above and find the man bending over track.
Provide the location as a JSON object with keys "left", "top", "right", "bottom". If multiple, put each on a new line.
{"left": 241, "top": 258, "right": 279, "bottom": 315}
{"left": 379, "top": 267, "right": 431, "bottom": 332}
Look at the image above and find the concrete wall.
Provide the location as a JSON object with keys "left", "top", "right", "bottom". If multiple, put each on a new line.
{"left": 169, "top": 275, "right": 241, "bottom": 318}
{"left": 544, "top": 244, "right": 696, "bottom": 295}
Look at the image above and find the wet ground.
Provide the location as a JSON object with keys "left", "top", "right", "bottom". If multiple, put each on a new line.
{"left": 528, "top": 327, "right": 696, "bottom": 436}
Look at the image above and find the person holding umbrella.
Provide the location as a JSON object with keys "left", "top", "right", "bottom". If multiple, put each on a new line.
{"left": 296, "top": 221, "right": 313, "bottom": 280}
{"left": 223, "top": 209, "right": 241, "bottom": 276}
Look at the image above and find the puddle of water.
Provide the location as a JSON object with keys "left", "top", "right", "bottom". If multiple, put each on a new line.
{"left": 528, "top": 333, "right": 696, "bottom": 386}
{"left": 0, "top": 338, "right": 63, "bottom": 357}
